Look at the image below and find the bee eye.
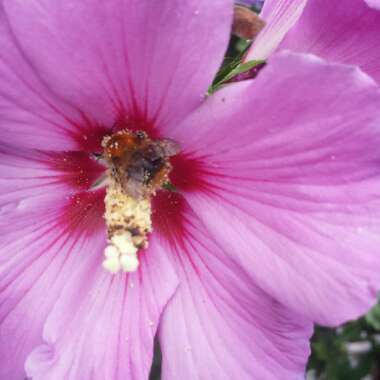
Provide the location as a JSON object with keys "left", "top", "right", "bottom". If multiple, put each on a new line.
{"left": 135, "top": 130, "right": 146, "bottom": 140}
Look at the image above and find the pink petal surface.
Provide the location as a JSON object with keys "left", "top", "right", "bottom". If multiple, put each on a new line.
{"left": 279, "top": 0, "right": 380, "bottom": 83}
{"left": 25, "top": 234, "right": 178, "bottom": 380}
{"left": 0, "top": 140, "right": 176, "bottom": 379}
{"left": 246, "top": 0, "right": 307, "bottom": 60}
{"left": 0, "top": 192, "right": 105, "bottom": 380}
{"left": 153, "top": 194, "right": 312, "bottom": 380}
{"left": 170, "top": 51, "right": 380, "bottom": 326}
{"left": 0, "top": 9, "right": 104, "bottom": 152}
{"left": 0, "top": 144, "right": 104, "bottom": 207}
{"left": 366, "top": 0, "right": 380, "bottom": 10}
{"left": 1, "top": 186, "right": 178, "bottom": 380}
{"left": 1, "top": 0, "right": 232, "bottom": 151}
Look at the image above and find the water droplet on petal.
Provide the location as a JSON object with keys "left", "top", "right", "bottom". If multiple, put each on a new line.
{"left": 16, "top": 199, "right": 28, "bottom": 211}
{"left": 357, "top": 227, "right": 364, "bottom": 234}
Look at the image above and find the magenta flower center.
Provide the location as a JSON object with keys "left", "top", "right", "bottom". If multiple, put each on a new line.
{"left": 58, "top": 119, "right": 210, "bottom": 274}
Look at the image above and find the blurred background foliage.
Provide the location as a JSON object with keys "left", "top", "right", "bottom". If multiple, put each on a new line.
{"left": 307, "top": 299, "right": 380, "bottom": 380}
{"left": 150, "top": 2, "right": 380, "bottom": 379}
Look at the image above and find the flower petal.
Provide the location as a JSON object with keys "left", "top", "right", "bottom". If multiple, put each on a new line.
{"left": 366, "top": 0, "right": 380, "bottom": 10}
{"left": 0, "top": 8, "right": 109, "bottom": 151}
{"left": 0, "top": 144, "right": 104, "bottom": 207}
{"left": 171, "top": 51, "right": 380, "bottom": 326}
{"left": 279, "top": 0, "right": 380, "bottom": 83}
{"left": 246, "top": 0, "right": 307, "bottom": 60}
{"left": 1, "top": 0, "right": 233, "bottom": 150}
{"left": 155, "top": 194, "right": 312, "bottom": 380}
{"left": 0, "top": 191, "right": 105, "bottom": 379}
{"left": 25, "top": 234, "right": 178, "bottom": 380}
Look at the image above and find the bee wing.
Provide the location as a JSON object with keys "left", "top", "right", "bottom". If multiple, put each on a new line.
{"left": 158, "top": 139, "right": 181, "bottom": 157}
{"left": 124, "top": 177, "right": 145, "bottom": 199}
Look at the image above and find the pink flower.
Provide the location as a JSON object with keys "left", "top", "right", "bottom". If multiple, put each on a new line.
{"left": 247, "top": 0, "right": 380, "bottom": 83}
{"left": 1, "top": 1, "right": 380, "bottom": 379}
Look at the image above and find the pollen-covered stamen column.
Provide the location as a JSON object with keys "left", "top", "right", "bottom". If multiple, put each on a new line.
{"left": 103, "top": 177, "right": 152, "bottom": 273}
{"left": 101, "top": 129, "right": 179, "bottom": 274}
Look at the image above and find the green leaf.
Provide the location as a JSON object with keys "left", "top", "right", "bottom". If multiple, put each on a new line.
{"left": 209, "top": 59, "right": 265, "bottom": 94}
{"left": 162, "top": 182, "right": 177, "bottom": 192}
{"left": 365, "top": 300, "right": 380, "bottom": 331}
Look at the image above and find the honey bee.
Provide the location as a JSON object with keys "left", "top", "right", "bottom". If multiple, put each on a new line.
{"left": 101, "top": 129, "right": 180, "bottom": 273}
{"left": 232, "top": 4, "right": 265, "bottom": 41}
{"left": 102, "top": 129, "right": 179, "bottom": 199}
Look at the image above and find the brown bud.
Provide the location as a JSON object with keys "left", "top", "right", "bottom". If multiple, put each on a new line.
{"left": 232, "top": 5, "right": 265, "bottom": 40}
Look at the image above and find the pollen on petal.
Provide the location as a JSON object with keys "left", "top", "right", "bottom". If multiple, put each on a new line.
{"left": 61, "top": 189, "right": 105, "bottom": 236}
{"left": 152, "top": 191, "right": 187, "bottom": 248}
{"left": 44, "top": 151, "right": 105, "bottom": 190}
